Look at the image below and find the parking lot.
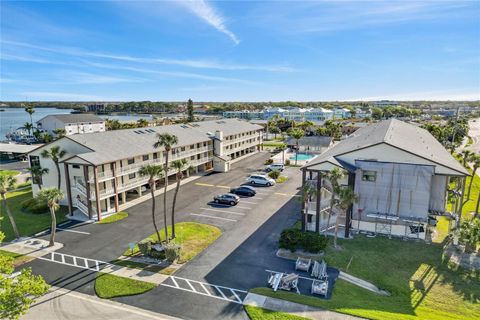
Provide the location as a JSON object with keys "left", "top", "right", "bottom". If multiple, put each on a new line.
{"left": 22, "top": 151, "right": 304, "bottom": 320}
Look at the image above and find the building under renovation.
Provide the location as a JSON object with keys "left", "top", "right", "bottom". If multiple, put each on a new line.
{"left": 301, "top": 119, "right": 469, "bottom": 240}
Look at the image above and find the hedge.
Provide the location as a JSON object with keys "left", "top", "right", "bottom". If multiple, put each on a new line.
{"left": 21, "top": 198, "right": 48, "bottom": 214}
{"left": 279, "top": 228, "right": 328, "bottom": 253}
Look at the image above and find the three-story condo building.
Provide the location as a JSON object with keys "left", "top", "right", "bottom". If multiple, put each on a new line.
{"left": 28, "top": 119, "right": 263, "bottom": 221}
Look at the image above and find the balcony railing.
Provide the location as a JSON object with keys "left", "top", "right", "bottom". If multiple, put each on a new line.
{"left": 225, "top": 134, "right": 259, "bottom": 146}
{"left": 89, "top": 170, "right": 115, "bottom": 183}
{"left": 226, "top": 140, "right": 259, "bottom": 154}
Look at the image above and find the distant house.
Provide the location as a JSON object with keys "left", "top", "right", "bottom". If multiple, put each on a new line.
{"left": 285, "top": 136, "right": 333, "bottom": 153}
{"left": 37, "top": 114, "right": 106, "bottom": 136}
{"left": 300, "top": 119, "right": 468, "bottom": 240}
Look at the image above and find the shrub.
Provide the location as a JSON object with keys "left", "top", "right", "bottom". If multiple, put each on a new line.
{"left": 21, "top": 198, "right": 48, "bottom": 214}
{"left": 268, "top": 170, "right": 281, "bottom": 180}
{"left": 149, "top": 250, "right": 166, "bottom": 260}
{"left": 164, "top": 243, "right": 181, "bottom": 262}
{"left": 264, "top": 158, "right": 273, "bottom": 165}
{"left": 279, "top": 228, "right": 328, "bottom": 253}
{"left": 138, "top": 238, "right": 153, "bottom": 256}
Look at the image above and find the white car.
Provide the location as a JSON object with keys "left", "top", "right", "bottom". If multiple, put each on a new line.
{"left": 266, "top": 163, "right": 285, "bottom": 172}
{"left": 247, "top": 174, "right": 276, "bottom": 186}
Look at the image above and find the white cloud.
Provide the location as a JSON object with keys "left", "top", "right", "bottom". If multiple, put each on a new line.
{"left": 22, "top": 91, "right": 107, "bottom": 101}
{"left": 61, "top": 71, "right": 145, "bottom": 84}
{"left": 176, "top": 0, "right": 239, "bottom": 45}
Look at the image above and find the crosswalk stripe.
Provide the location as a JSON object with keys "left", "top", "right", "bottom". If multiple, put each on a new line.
{"left": 201, "top": 208, "right": 245, "bottom": 216}
{"left": 190, "top": 213, "right": 237, "bottom": 222}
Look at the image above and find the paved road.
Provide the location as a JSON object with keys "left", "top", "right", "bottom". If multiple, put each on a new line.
{"left": 22, "top": 152, "right": 306, "bottom": 319}
{"left": 22, "top": 286, "right": 181, "bottom": 320}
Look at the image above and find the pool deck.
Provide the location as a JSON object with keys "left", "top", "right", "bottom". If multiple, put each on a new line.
{"left": 272, "top": 150, "right": 319, "bottom": 166}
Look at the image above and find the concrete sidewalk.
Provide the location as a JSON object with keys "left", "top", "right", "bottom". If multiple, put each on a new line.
{"left": 244, "top": 292, "right": 361, "bottom": 320}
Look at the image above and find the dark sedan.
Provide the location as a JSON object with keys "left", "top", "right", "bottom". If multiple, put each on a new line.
{"left": 229, "top": 186, "right": 256, "bottom": 197}
{"left": 213, "top": 193, "right": 240, "bottom": 205}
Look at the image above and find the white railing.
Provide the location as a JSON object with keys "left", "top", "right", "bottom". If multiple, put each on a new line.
{"left": 117, "top": 176, "right": 150, "bottom": 193}
{"left": 75, "top": 201, "right": 88, "bottom": 215}
{"left": 307, "top": 199, "right": 331, "bottom": 214}
{"left": 89, "top": 170, "right": 115, "bottom": 183}
{"left": 225, "top": 134, "right": 259, "bottom": 146}
{"left": 226, "top": 141, "right": 259, "bottom": 154}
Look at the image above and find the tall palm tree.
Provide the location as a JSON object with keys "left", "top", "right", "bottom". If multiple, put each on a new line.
{"left": 325, "top": 168, "right": 344, "bottom": 237}
{"left": 461, "top": 150, "right": 473, "bottom": 167}
{"left": 22, "top": 122, "right": 33, "bottom": 135}
{"left": 25, "top": 106, "right": 35, "bottom": 130}
{"left": 467, "top": 155, "right": 480, "bottom": 200}
{"left": 153, "top": 133, "right": 179, "bottom": 243}
{"left": 299, "top": 182, "right": 317, "bottom": 232}
{"left": 53, "top": 128, "right": 66, "bottom": 138}
{"left": 27, "top": 166, "right": 49, "bottom": 190}
{"left": 288, "top": 128, "right": 304, "bottom": 165}
{"left": 36, "top": 188, "right": 64, "bottom": 247}
{"left": 334, "top": 186, "right": 358, "bottom": 248}
{"left": 40, "top": 146, "right": 66, "bottom": 189}
{"left": 139, "top": 165, "right": 164, "bottom": 242}
{"left": 0, "top": 175, "right": 20, "bottom": 239}
{"left": 170, "top": 159, "right": 189, "bottom": 239}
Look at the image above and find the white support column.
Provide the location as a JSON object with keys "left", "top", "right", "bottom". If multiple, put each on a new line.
{"left": 122, "top": 192, "right": 126, "bottom": 204}
{"left": 137, "top": 186, "right": 142, "bottom": 197}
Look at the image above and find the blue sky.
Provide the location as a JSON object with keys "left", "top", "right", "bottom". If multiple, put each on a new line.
{"left": 1, "top": 0, "right": 479, "bottom": 101}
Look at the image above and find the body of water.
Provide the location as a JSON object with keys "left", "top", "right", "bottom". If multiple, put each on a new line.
{"left": 0, "top": 108, "right": 157, "bottom": 140}
{"left": 0, "top": 107, "right": 74, "bottom": 139}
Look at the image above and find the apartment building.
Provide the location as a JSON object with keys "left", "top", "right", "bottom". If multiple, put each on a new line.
{"left": 37, "top": 114, "right": 105, "bottom": 135}
{"left": 223, "top": 107, "right": 336, "bottom": 122}
{"left": 300, "top": 119, "right": 468, "bottom": 240}
{"left": 28, "top": 119, "right": 263, "bottom": 220}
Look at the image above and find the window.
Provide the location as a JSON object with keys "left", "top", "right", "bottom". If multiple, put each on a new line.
{"left": 127, "top": 158, "right": 135, "bottom": 165}
{"left": 153, "top": 153, "right": 158, "bottom": 159}
{"left": 29, "top": 155, "right": 40, "bottom": 167}
{"left": 143, "top": 155, "right": 149, "bottom": 161}
{"left": 72, "top": 164, "right": 80, "bottom": 169}
{"left": 362, "top": 170, "right": 377, "bottom": 182}
{"left": 128, "top": 173, "right": 136, "bottom": 179}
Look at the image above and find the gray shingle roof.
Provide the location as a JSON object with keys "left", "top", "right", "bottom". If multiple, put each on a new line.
{"left": 64, "top": 119, "right": 262, "bottom": 165}
{"left": 303, "top": 119, "right": 468, "bottom": 175}
{"left": 38, "top": 114, "right": 104, "bottom": 124}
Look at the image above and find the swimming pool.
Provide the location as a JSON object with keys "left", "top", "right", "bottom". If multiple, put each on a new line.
{"left": 289, "top": 153, "right": 316, "bottom": 161}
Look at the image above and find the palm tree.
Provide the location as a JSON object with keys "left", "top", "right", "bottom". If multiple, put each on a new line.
{"left": 325, "top": 168, "right": 344, "bottom": 238}
{"left": 0, "top": 175, "right": 20, "bottom": 239}
{"left": 22, "top": 122, "right": 33, "bottom": 135}
{"left": 40, "top": 132, "right": 53, "bottom": 143}
{"left": 139, "top": 165, "right": 164, "bottom": 242}
{"left": 170, "top": 159, "right": 189, "bottom": 239}
{"left": 467, "top": 155, "right": 480, "bottom": 200}
{"left": 36, "top": 188, "right": 64, "bottom": 247}
{"left": 334, "top": 186, "right": 358, "bottom": 247}
{"left": 299, "top": 182, "right": 317, "bottom": 232}
{"left": 25, "top": 106, "right": 35, "bottom": 130}
{"left": 153, "top": 133, "right": 179, "bottom": 243}
{"left": 288, "top": 128, "right": 304, "bottom": 165}
{"left": 270, "top": 126, "right": 280, "bottom": 139}
{"left": 137, "top": 118, "right": 149, "bottom": 128}
{"left": 53, "top": 128, "right": 66, "bottom": 138}
{"left": 461, "top": 150, "right": 473, "bottom": 167}
{"left": 27, "top": 166, "right": 49, "bottom": 190}
{"left": 40, "top": 146, "right": 67, "bottom": 189}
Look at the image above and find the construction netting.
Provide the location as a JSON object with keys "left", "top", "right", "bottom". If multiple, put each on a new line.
{"left": 353, "top": 160, "right": 444, "bottom": 220}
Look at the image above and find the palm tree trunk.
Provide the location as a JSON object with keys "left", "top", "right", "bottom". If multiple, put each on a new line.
{"left": 55, "top": 162, "right": 61, "bottom": 189}
{"left": 49, "top": 206, "right": 57, "bottom": 247}
{"left": 171, "top": 172, "right": 182, "bottom": 239}
{"left": 295, "top": 141, "right": 299, "bottom": 165}
{"left": 2, "top": 194, "right": 20, "bottom": 239}
{"left": 315, "top": 183, "right": 322, "bottom": 233}
{"left": 333, "top": 214, "right": 339, "bottom": 248}
{"left": 163, "top": 153, "right": 169, "bottom": 243}
{"left": 150, "top": 182, "right": 161, "bottom": 242}
{"left": 325, "top": 197, "right": 335, "bottom": 237}
{"left": 466, "top": 168, "right": 477, "bottom": 199}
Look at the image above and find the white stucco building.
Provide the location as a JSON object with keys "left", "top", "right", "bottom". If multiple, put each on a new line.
{"left": 28, "top": 119, "right": 263, "bottom": 221}
{"left": 37, "top": 114, "right": 106, "bottom": 135}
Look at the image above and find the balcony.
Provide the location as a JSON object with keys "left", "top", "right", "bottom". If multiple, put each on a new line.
{"left": 225, "top": 140, "right": 260, "bottom": 154}
{"left": 225, "top": 134, "right": 259, "bottom": 146}
{"left": 88, "top": 170, "right": 115, "bottom": 183}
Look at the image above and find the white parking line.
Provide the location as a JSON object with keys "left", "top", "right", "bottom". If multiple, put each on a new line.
{"left": 37, "top": 252, "right": 111, "bottom": 272}
{"left": 201, "top": 208, "right": 246, "bottom": 216}
{"left": 190, "top": 213, "right": 237, "bottom": 222}
{"left": 235, "top": 206, "right": 252, "bottom": 210}
{"left": 161, "top": 276, "right": 247, "bottom": 305}
{"left": 239, "top": 201, "right": 257, "bottom": 205}
{"left": 57, "top": 228, "right": 91, "bottom": 235}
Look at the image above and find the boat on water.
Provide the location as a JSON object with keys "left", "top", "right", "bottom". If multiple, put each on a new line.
{"left": 5, "top": 128, "right": 38, "bottom": 144}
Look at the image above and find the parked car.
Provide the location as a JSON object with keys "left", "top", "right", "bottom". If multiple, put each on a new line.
{"left": 247, "top": 174, "right": 276, "bottom": 186}
{"left": 230, "top": 185, "right": 256, "bottom": 197}
{"left": 213, "top": 193, "right": 240, "bottom": 205}
{"left": 265, "top": 163, "right": 285, "bottom": 172}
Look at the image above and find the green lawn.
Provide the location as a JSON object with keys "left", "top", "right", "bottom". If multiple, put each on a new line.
{"left": 447, "top": 169, "right": 479, "bottom": 220}
{"left": 123, "top": 222, "right": 222, "bottom": 264}
{"left": 262, "top": 141, "right": 285, "bottom": 147}
{"left": 98, "top": 211, "right": 128, "bottom": 224}
{"left": 0, "top": 249, "right": 33, "bottom": 266}
{"left": 0, "top": 186, "right": 68, "bottom": 241}
{"left": 0, "top": 170, "right": 20, "bottom": 177}
{"left": 252, "top": 235, "right": 480, "bottom": 320}
{"left": 244, "top": 306, "right": 308, "bottom": 320}
{"left": 94, "top": 272, "right": 156, "bottom": 299}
